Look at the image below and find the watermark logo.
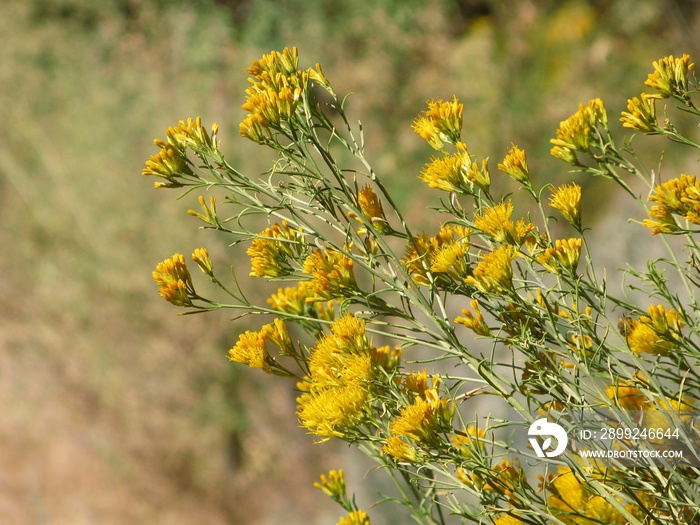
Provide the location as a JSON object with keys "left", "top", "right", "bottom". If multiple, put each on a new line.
{"left": 528, "top": 418, "right": 568, "bottom": 458}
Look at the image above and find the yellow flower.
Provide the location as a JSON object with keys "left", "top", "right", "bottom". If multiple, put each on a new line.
{"left": 412, "top": 96, "right": 463, "bottom": 148}
{"left": 228, "top": 328, "right": 273, "bottom": 373}
{"left": 474, "top": 200, "right": 534, "bottom": 246}
{"left": 314, "top": 469, "right": 346, "bottom": 500}
{"left": 247, "top": 221, "right": 305, "bottom": 277}
{"left": 455, "top": 299, "right": 491, "bottom": 336}
{"left": 357, "top": 185, "right": 390, "bottom": 234}
{"left": 402, "top": 224, "right": 470, "bottom": 286}
{"left": 465, "top": 245, "right": 517, "bottom": 295}
{"left": 240, "top": 48, "right": 308, "bottom": 143}
{"left": 550, "top": 98, "right": 607, "bottom": 163}
{"left": 165, "top": 116, "right": 219, "bottom": 153}
{"left": 336, "top": 510, "right": 370, "bottom": 525}
{"left": 430, "top": 241, "right": 470, "bottom": 280}
{"left": 466, "top": 158, "right": 491, "bottom": 193}
{"left": 303, "top": 248, "right": 358, "bottom": 299}
{"left": 544, "top": 467, "right": 585, "bottom": 519}
{"left": 390, "top": 388, "right": 454, "bottom": 447}
{"left": 419, "top": 152, "right": 471, "bottom": 193}
{"left": 620, "top": 94, "right": 657, "bottom": 133}
{"left": 142, "top": 141, "right": 190, "bottom": 188}
{"left": 549, "top": 183, "right": 582, "bottom": 228}
{"left": 644, "top": 54, "right": 694, "bottom": 99}
{"left": 606, "top": 381, "right": 649, "bottom": 411}
{"left": 382, "top": 435, "right": 418, "bottom": 462}
{"left": 152, "top": 253, "right": 194, "bottom": 306}
{"left": 187, "top": 195, "right": 219, "bottom": 226}
{"left": 643, "top": 204, "right": 679, "bottom": 235}
{"left": 297, "top": 314, "right": 394, "bottom": 440}
{"left": 267, "top": 282, "right": 335, "bottom": 321}
{"left": 191, "top": 247, "right": 213, "bottom": 276}
{"left": 536, "top": 238, "right": 582, "bottom": 274}
{"left": 621, "top": 304, "right": 684, "bottom": 355}
{"left": 498, "top": 143, "right": 530, "bottom": 183}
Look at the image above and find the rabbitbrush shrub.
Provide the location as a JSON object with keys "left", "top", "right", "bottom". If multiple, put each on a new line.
{"left": 144, "top": 49, "right": 700, "bottom": 524}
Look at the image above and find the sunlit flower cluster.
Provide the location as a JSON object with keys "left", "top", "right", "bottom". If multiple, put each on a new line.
{"left": 247, "top": 221, "right": 306, "bottom": 277}
{"left": 473, "top": 200, "right": 535, "bottom": 246}
{"left": 549, "top": 183, "right": 582, "bottom": 229}
{"left": 355, "top": 185, "right": 391, "bottom": 234}
{"left": 620, "top": 94, "right": 658, "bottom": 133}
{"left": 644, "top": 53, "right": 694, "bottom": 99}
{"left": 402, "top": 224, "right": 471, "bottom": 285}
{"left": 497, "top": 144, "right": 530, "bottom": 184}
{"left": 465, "top": 245, "right": 517, "bottom": 294}
{"left": 644, "top": 173, "right": 700, "bottom": 234}
{"left": 412, "top": 96, "right": 464, "bottom": 150}
{"left": 303, "top": 248, "right": 359, "bottom": 299}
{"left": 239, "top": 47, "right": 308, "bottom": 142}
{"left": 142, "top": 116, "right": 219, "bottom": 188}
{"left": 454, "top": 299, "right": 491, "bottom": 336}
{"left": 297, "top": 314, "right": 399, "bottom": 440}
{"left": 550, "top": 98, "right": 607, "bottom": 164}
{"left": 535, "top": 238, "right": 582, "bottom": 275}
{"left": 619, "top": 304, "right": 684, "bottom": 355}
{"left": 267, "top": 282, "right": 335, "bottom": 321}
{"left": 152, "top": 252, "right": 197, "bottom": 306}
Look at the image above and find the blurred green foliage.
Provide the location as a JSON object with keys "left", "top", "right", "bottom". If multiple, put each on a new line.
{"left": 1, "top": 0, "right": 698, "bottom": 523}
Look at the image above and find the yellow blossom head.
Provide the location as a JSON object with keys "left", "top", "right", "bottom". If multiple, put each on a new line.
{"left": 620, "top": 94, "right": 658, "bottom": 133}
{"left": 465, "top": 245, "right": 517, "bottom": 295}
{"left": 303, "top": 248, "right": 358, "bottom": 300}
{"left": 357, "top": 185, "right": 390, "bottom": 234}
{"left": 644, "top": 54, "right": 694, "bottom": 99}
{"left": 549, "top": 183, "right": 582, "bottom": 229}
{"left": 419, "top": 152, "right": 472, "bottom": 193}
{"left": 336, "top": 510, "right": 370, "bottom": 525}
{"left": 498, "top": 143, "right": 530, "bottom": 183}
{"left": 382, "top": 435, "right": 419, "bottom": 463}
{"left": 314, "top": 469, "right": 346, "bottom": 501}
{"left": 455, "top": 299, "right": 491, "bottom": 336}
{"left": 247, "top": 221, "right": 305, "bottom": 277}
{"left": 412, "top": 96, "right": 463, "bottom": 149}
{"left": 152, "top": 253, "right": 194, "bottom": 307}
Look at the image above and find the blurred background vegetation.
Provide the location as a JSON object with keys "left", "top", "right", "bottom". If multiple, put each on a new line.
{"left": 1, "top": 0, "right": 698, "bottom": 523}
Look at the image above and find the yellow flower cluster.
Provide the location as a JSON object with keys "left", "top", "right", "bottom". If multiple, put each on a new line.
{"left": 643, "top": 173, "right": 700, "bottom": 234}
{"left": 402, "top": 224, "right": 471, "bottom": 285}
{"left": 454, "top": 299, "right": 491, "bottom": 336}
{"left": 550, "top": 98, "right": 607, "bottom": 164}
{"left": 619, "top": 304, "right": 684, "bottom": 355}
{"left": 314, "top": 469, "right": 346, "bottom": 501}
{"left": 497, "top": 144, "right": 530, "bottom": 184}
{"left": 227, "top": 318, "right": 293, "bottom": 374}
{"left": 302, "top": 248, "right": 358, "bottom": 300}
{"left": 620, "top": 94, "right": 658, "bottom": 133}
{"left": 267, "top": 282, "right": 335, "bottom": 321}
{"left": 336, "top": 510, "right": 370, "bottom": 525}
{"left": 644, "top": 54, "right": 694, "bottom": 99}
{"left": 419, "top": 149, "right": 472, "bottom": 194}
{"left": 387, "top": 385, "right": 454, "bottom": 451}
{"left": 152, "top": 252, "right": 199, "bottom": 306}
{"left": 465, "top": 245, "right": 517, "bottom": 295}
{"left": 142, "top": 117, "right": 218, "bottom": 188}
{"left": 297, "top": 315, "right": 399, "bottom": 440}
{"left": 473, "top": 200, "right": 535, "bottom": 246}
{"left": 549, "top": 183, "right": 582, "bottom": 229}
{"left": 536, "top": 238, "right": 582, "bottom": 275}
{"left": 356, "top": 185, "right": 391, "bottom": 234}
{"left": 543, "top": 467, "right": 625, "bottom": 525}
{"left": 412, "top": 96, "right": 463, "bottom": 150}
{"left": 247, "top": 221, "right": 305, "bottom": 277}
{"left": 239, "top": 47, "right": 308, "bottom": 143}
